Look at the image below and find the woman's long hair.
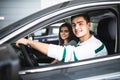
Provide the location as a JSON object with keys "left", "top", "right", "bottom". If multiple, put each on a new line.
{"left": 59, "top": 22, "right": 77, "bottom": 45}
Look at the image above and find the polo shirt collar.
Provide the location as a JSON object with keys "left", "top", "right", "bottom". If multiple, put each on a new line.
{"left": 77, "top": 35, "right": 94, "bottom": 46}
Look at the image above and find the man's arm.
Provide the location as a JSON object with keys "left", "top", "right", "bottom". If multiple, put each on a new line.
{"left": 16, "top": 38, "right": 49, "bottom": 55}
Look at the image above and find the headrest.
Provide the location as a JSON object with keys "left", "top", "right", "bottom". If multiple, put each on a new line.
{"left": 97, "top": 17, "right": 116, "bottom": 40}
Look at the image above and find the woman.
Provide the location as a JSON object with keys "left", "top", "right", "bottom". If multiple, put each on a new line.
{"left": 51, "top": 22, "right": 78, "bottom": 64}
{"left": 58, "top": 22, "right": 78, "bottom": 46}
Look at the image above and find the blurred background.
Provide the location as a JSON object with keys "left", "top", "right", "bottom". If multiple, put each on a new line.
{"left": 0, "top": 0, "right": 70, "bottom": 29}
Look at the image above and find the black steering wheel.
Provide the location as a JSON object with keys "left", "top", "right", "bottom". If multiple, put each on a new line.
{"left": 19, "top": 44, "right": 38, "bottom": 67}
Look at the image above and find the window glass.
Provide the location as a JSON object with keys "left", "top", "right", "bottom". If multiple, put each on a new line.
{"left": 52, "top": 28, "right": 59, "bottom": 34}
{"left": 34, "top": 29, "right": 46, "bottom": 36}
{"left": 90, "top": 22, "right": 98, "bottom": 35}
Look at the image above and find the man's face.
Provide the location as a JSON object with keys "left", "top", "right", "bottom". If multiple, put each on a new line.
{"left": 71, "top": 16, "right": 90, "bottom": 38}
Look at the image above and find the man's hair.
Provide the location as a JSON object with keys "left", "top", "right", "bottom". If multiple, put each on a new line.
{"left": 71, "top": 13, "right": 90, "bottom": 23}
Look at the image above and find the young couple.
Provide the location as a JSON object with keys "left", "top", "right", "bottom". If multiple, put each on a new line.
{"left": 16, "top": 13, "right": 108, "bottom": 63}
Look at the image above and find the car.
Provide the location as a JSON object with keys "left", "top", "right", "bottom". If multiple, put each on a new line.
{"left": 0, "top": 0, "right": 120, "bottom": 80}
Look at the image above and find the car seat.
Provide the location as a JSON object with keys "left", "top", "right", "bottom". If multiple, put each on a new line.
{"left": 97, "top": 17, "right": 117, "bottom": 54}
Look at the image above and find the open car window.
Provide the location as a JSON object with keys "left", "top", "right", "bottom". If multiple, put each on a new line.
{"left": 14, "top": 9, "right": 116, "bottom": 70}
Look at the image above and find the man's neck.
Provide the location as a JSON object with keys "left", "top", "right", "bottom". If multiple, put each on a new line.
{"left": 79, "top": 34, "right": 92, "bottom": 43}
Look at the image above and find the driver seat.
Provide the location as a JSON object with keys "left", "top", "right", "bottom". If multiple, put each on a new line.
{"left": 97, "top": 17, "right": 117, "bottom": 55}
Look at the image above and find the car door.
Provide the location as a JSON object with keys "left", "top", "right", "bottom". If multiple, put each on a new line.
{"left": 19, "top": 1, "right": 120, "bottom": 80}
{"left": 0, "top": 0, "right": 120, "bottom": 80}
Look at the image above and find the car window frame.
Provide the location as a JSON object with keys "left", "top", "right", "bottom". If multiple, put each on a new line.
{"left": 17, "top": 4, "right": 119, "bottom": 68}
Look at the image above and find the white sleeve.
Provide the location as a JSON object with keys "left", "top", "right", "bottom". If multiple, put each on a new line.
{"left": 48, "top": 44, "right": 64, "bottom": 61}
{"left": 48, "top": 44, "right": 76, "bottom": 62}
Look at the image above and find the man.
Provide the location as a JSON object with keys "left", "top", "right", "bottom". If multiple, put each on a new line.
{"left": 16, "top": 14, "right": 108, "bottom": 62}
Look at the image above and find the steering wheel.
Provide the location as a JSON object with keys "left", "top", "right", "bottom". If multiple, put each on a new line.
{"left": 19, "top": 44, "right": 38, "bottom": 67}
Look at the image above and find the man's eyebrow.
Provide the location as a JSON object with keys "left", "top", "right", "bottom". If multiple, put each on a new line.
{"left": 72, "top": 21, "right": 83, "bottom": 24}
{"left": 77, "top": 21, "right": 83, "bottom": 23}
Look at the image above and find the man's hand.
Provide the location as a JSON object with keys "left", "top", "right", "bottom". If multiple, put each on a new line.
{"left": 16, "top": 38, "right": 29, "bottom": 47}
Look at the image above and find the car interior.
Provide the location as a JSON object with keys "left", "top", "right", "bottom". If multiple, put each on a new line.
{"left": 97, "top": 17, "right": 117, "bottom": 54}
{"left": 10, "top": 9, "right": 117, "bottom": 70}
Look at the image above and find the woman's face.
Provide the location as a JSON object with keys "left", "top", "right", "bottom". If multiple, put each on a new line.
{"left": 60, "top": 26, "right": 70, "bottom": 40}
